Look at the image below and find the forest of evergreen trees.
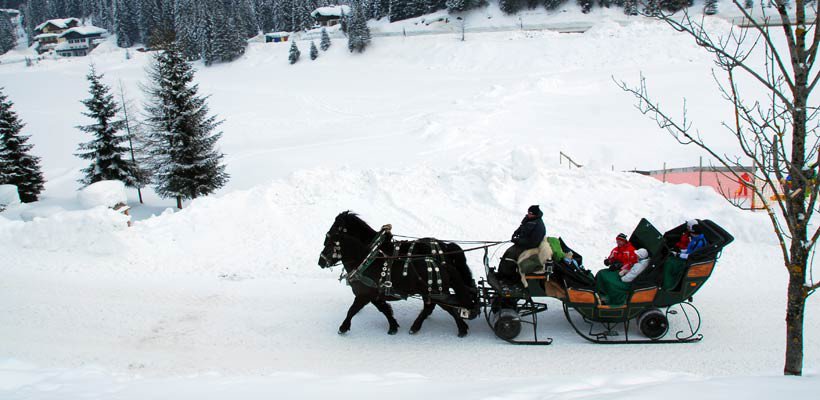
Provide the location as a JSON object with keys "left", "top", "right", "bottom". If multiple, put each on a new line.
{"left": 5, "top": 0, "right": 701, "bottom": 59}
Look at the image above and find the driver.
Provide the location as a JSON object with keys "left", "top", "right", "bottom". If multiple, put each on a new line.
{"left": 497, "top": 205, "right": 546, "bottom": 283}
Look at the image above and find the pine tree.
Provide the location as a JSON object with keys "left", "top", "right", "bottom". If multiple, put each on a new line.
{"left": 320, "top": 27, "right": 330, "bottom": 51}
{"left": 643, "top": 0, "right": 660, "bottom": 16}
{"left": 347, "top": 4, "right": 371, "bottom": 53}
{"left": 288, "top": 40, "right": 300, "bottom": 64}
{"left": 114, "top": 0, "right": 140, "bottom": 48}
{"left": 0, "top": 88, "right": 45, "bottom": 203}
{"left": 0, "top": 13, "right": 16, "bottom": 54}
{"left": 703, "top": 0, "right": 717, "bottom": 15}
{"left": 143, "top": 44, "right": 229, "bottom": 209}
{"left": 623, "top": 0, "right": 637, "bottom": 15}
{"left": 543, "top": 0, "right": 565, "bottom": 10}
{"left": 499, "top": 0, "right": 521, "bottom": 15}
{"left": 578, "top": 0, "right": 593, "bottom": 13}
{"left": 310, "top": 40, "right": 318, "bottom": 60}
{"left": 75, "top": 65, "right": 141, "bottom": 188}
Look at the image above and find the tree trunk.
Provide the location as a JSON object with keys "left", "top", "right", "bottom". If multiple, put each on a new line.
{"left": 176, "top": 196, "right": 182, "bottom": 209}
{"left": 784, "top": 269, "right": 806, "bottom": 375}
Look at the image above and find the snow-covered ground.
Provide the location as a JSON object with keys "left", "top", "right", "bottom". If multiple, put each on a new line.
{"left": 1, "top": 3, "right": 819, "bottom": 398}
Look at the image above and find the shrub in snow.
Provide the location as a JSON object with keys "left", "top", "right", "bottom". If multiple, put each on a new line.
{"left": 289, "top": 41, "right": 300, "bottom": 64}
{"left": 310, "top": 41, "right": 318, "bottom": 60}
{"left": 77, "top": 180, "right": 128, "bottom": 209}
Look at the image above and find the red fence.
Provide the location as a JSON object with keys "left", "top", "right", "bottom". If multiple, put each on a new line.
{"left": 641, "top": 166, "right": 765, "bottom": 209}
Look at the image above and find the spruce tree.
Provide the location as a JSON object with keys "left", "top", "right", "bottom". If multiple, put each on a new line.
{"left": 703, "top": 0, "right": 717, "bottom": 15}
{"left": 114, "top": 0, "right": 140, "bottom": 48}
{"left": 543, "top": 0, "right": 565, "bottom": 10}
{"left": 75, "top": 65, "right": 141, "bottom": 188}
{"left": 578, "top": 0, "right": 592, "bottom": 13}
{"left": 143, "top": 44, "right": 229, "bottom": 209}
{"left": 623, "top": 0, "right": 638, "bottom": 15}
{"left": 0, "top": 88, "right": 45, "bottom": 203}
{"left": 310, "top": 40, "right": 318, "bottom": 60}
{"left": 320, "top": 27, "right": 331, "bottom": 51}
{"left": 347, "top": 5, "right": 371, "bottom": 53}
{"left": 0, "top": 13, "right": 16, "bottom": 54}
{"left": 499, "top": 0, "right": 521, "bottom": 15}
{"left": 288, "top": 40, "right": 300, "bottom": 64}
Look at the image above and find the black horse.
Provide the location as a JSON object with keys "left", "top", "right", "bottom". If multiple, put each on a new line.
{"left": 318, "top": 211, "right": 479, "bottom": 337}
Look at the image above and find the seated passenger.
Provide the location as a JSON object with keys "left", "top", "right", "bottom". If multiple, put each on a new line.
{"left": 675, "top": 223, "right": 707, "bottom": 259}
{"left": 595, "top": 248, "right": 650, "bottom": 305}
{"left": 603, "top": 233, "right": 637, "bottom": 271}
{"left": 674, "top": 219, "right": 699, "bottom": 250}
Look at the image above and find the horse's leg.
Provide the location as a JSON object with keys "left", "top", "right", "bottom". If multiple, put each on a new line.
{"left": 371, "top": 299, "right": 400, "bottom": 335}
{"left": 442, "top": 305, "right": 470, "bottom": 338}
{"left": 409, "top": 302, "right": 436, "bottom": 334}
{"left": 338, "top": 296, "right": 369, "bottom": 334}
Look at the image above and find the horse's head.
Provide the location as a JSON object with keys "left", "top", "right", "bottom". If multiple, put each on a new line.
{"left": 318, "top": 213, "right": 348, "bottom": 268}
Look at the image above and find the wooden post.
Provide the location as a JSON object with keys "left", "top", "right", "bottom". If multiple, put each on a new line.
{"left": 663, "top": 162, "right": 667, "bottom": 183}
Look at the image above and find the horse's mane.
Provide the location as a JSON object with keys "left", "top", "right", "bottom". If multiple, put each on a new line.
{"left": 336, "top": 211, "right": 377, "bottom": 238}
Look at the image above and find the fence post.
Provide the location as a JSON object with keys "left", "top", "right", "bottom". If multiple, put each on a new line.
{"left": 699, "top": 156, "right": 703, "bottom": 186}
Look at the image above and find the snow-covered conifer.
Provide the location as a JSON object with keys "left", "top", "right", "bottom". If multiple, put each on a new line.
{"left": 114, "top": 0, "right": 140, "bottom": 48}
{"left": 310, "top": 40, "right": 318, "bottom": 60}
{"left": 499, "top": 0, "right": 522, "bottom": 14}
{"left": 0, "top": 14, "right": 16, "bottom": 54}
{"left": 142, "top": 44, "right": 229, "bottom": 208}
{"left": 320, "top": 27, "right": 331, "bottom": 51}
{"left": 704, "top": 0, "right": 718, "bottom": 15}
{"left": 75, "top": 65, "right": 141, "bottom": 188}
{"left": 578, "top": 0, "right": 592, "bottom": 13}
{"left": 0, "top": 88, "right": 45, "bottom": 203}
{"left": 347, "top": 4, "right": 371, "bottom": 53}
{"left": 289, "top": 40, "right": 300, "bottom": 64}
{"left": 543, "top": 0, "right": 565, "bottom": 10}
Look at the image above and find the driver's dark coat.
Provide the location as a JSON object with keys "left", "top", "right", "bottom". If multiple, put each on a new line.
{"left": 511, "top": 210, "right": 546, "bottom": 249}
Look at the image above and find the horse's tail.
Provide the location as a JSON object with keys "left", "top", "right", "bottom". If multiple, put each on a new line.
{"left": 442, "top": 242, "right": 478, "bottom": 307}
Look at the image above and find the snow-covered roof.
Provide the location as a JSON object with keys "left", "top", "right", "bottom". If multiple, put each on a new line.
{"left": 33, "top": 33, "right": 59, "bottom": 40}
{"left": 311, "top": 5, "right": 350, "bottom": 18}
{"left": 59, "top": 26, "right": 107, "bottom": 38}
{"left": 1, "top": 8, "right": 20, "bottom": 16}
{"left": 264, "top": 31, "right": 290, "bottom": 38}
{"left": 34, "top": 18, "right": 80, "bottom": 32}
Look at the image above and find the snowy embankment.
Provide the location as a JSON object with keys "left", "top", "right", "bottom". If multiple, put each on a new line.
{"left": 2, "top": 6, "right": 820, "bottom": 398}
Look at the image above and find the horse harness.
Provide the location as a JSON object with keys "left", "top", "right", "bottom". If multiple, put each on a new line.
{"left": 345, "top": 226, "right": 450, "bottom": 302}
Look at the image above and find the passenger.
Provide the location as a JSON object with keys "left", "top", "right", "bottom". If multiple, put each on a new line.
{"left": 596, "top": 248, "right": 651, "bottom": 305}
{"left": 497, "top": 205, "right": 547, "bottom": 283}
{"left": 676, "top": 223, "right": 707, "bottom": 259}
{"left": 603, "top": 233, "right": 637, "bottom": 272}
{"left": 674, "top": 219, "right": 699, "bottom": 250}
{"left": 563, "top": 251, "right": 579, "bottom": 269}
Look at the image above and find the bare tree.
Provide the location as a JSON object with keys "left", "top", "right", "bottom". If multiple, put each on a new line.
{"left": 616, "top": 1, "right": 819, "bottom": 375}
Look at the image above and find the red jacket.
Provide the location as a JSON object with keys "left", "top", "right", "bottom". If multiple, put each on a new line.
{"left": 675, "top": 232, "right": 691, "bottom": 250}
{"left": 607, "top": 242, "right": 638, "bottom": 269}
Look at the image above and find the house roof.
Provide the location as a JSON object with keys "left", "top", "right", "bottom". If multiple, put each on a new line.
{"left": 264, "top": 31, "right": 290, "bottom": 38}
{"left": 33, "top": 33, "right": 60, "bottom": 40}
{"left": 59, "top": 26, "right": 107, "bottom": 38}
{"left": 34, "top": 18, "right": 80, "bottom": 32}
{"left": 311, "top": 5, "right": 350, "bottom": 18}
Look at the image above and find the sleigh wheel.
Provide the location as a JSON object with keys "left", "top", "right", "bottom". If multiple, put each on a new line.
{"left": 638, "top": 308, "right": 669, "bottom": 339}
{"left": 492, "top": 309, "right": 522, "bottom": 340}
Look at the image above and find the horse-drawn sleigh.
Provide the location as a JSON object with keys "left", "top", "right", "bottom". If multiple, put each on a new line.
{"left": 318, "top": 211, "right": 733, "bottom": 344}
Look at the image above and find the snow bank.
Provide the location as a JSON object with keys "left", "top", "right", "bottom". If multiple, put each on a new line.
{"left": 0, "top": 185, "right": 20, "bottom": 209}
{"left": 77, "top": 180, "right": 127, "bottom": 209}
